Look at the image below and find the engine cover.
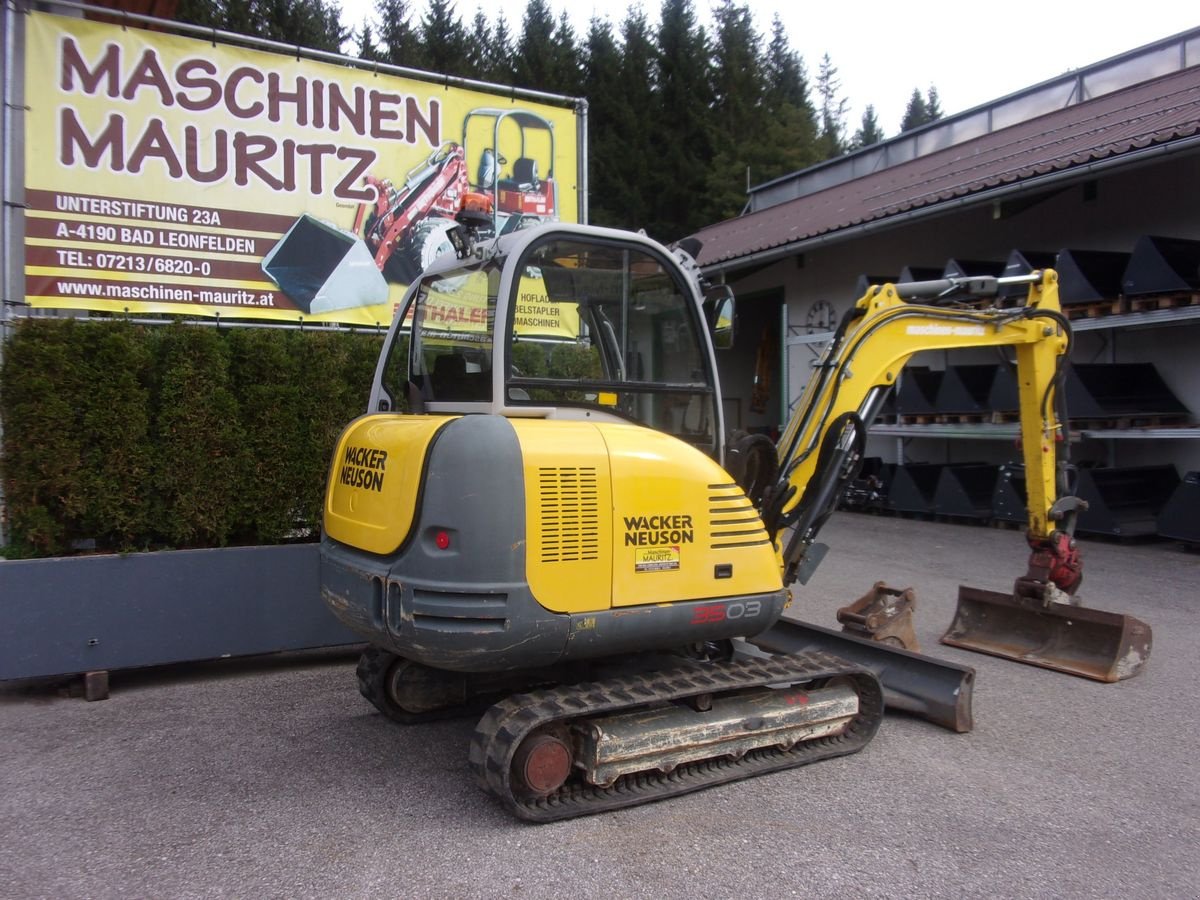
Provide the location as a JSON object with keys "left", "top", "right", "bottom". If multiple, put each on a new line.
{"left": 320, "top": 414, "right": 787, "bottom": 672}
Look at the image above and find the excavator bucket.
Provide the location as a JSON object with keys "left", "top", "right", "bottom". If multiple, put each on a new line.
{"left": 261, "top": 214, "right": 389, "bottom": 315}
{"left": 836, "top": 582, "right": 920, "bottom": 652}
{"left": 942, "top": 585, "right": 1152, "bottom": 682}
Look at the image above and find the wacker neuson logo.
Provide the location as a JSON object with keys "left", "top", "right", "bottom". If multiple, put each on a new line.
{"left": 623, "top": 514, "right": 694, "bottom": 546}
{"left": 340, "top": 445, "right": 388, "bottom": 492}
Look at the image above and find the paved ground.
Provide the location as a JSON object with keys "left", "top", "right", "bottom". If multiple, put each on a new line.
{"left": 2, "top": 513, "right": 1196, "bottom": 899}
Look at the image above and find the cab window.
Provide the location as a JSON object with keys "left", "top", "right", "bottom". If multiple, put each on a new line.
{"left": 389, "top": 261, "right": 501, "bottom": 404}
{"left": 505, "top": 238, "right": 718, "bottom": 453}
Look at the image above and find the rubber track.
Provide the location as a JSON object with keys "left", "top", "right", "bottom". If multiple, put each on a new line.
{"left": 356, "top": 646, "right": 506, "bottom": 725}
{"left": 468, "top": 651, "right": 884, "bottom": 822}
{"left": 356, "top": 646, "right": 426, "bottom": 723}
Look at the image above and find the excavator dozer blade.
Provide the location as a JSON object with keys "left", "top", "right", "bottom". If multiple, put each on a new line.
{"left": 941, "top": 585, "right": 1152, "bottom": 683}
{"left": 747, "top": 619, "right": 974, "bottom": 733}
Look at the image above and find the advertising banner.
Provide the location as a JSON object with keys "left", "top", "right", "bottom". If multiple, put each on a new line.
{"left": 408, "top": 273, "right": 582, "bottom": 345}
{"left": 23, "top": 11, "right": 580, "bottom": 326}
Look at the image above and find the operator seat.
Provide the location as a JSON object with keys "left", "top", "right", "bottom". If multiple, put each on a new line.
{"left": 431, "top": 353, "right": 491, "bottom": 402}
{"left": 477, "top": 149, "right": 498, "bottom": 190}
{"left": 431, "top": 353, "right": 468, "bottom": 400}
{"left": 501, "top": 158, "right": 539, "bottom": 191}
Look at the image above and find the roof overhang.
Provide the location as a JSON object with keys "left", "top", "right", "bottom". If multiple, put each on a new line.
{"left": 703, "top": 135, "right": 1200, "bottom": 279}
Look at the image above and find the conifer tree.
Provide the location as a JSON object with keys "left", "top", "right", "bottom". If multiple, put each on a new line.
{"left": 600, "top": 10, "right": 658, "bottom": 229}
{"left": 649, "top": 0, "right": 714, "bottom": 239}
{"left": 763, "top": 16, "right": 810, "bottom": 112}
{"left": 355, "top": 23, "right": 381, "bottom": 62}
{"left": 815, "top": 53, "right": 848, "bottom": 159}
{"left": 710, "top": 1, "right": 762, "bottom": 136}
{"left": 757, "top": 15, "right": 821, "bottom": 184}
{"left": 703, "top": 0, "right": 767, "bottom": 222}
{"left": 419, "top": 0, "right": 470, "bottom": 78}
{"left": 174, "top": 0, "right": 238, "bottom": 33}
{"left": 851, "top": 104, "right": 885, "bottom": 149}
{"left": 375, "top": 0, "right": 421, "bottom": 68}
{"left": 514, "top": 0, "right": 559, "bottom": 90}
{"left": 510, "top": 2, "right": 579, "bottom": 93}
{"left": 551, "top": 11, "right": 583, "bottom": 96}
{"left": 899, "top": 85, "right": 942, "bottom": 132}
{"left": 175, "top": 0, "right": 348, "bottom": 51}
{"left": 899, "top": 87, "right": 928, "bottom": 132}
{"left": 464, "top": 10, "right": 493, "bottom": 80}
{"left": 581, "top": 16, "right": 628, "bottom": 228}
{"left": 490, "top": 14, "right": 517, "bottom": 84}
{"left": 926, "top": 85, "right": 943, "bottom": 120}
{"left": 303, "top": 0, "right": 348, "bottom": 51}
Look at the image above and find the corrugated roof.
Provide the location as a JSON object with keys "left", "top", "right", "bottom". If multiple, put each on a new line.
{"left": 693, "top": 66, "right": 1200, "bottom": 270}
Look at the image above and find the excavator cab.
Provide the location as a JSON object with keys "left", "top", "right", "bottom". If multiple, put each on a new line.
{"left": 372, "top": 226, "right": 725, "bottom": 458}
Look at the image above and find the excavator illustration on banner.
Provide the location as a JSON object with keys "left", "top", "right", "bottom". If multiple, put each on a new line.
{"left": 357, "top": 108, "right": 558, "bottom": 285}
{"left": 261, "top": 109, "right": 558, "bottom": 316}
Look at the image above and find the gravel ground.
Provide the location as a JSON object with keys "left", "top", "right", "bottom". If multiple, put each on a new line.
{"left": 2, "top": 512, "right": 1196, "bottom": 899}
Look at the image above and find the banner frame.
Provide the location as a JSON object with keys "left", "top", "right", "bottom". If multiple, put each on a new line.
{"left": 12, "top": 0, "right": 589, "bottom": 322}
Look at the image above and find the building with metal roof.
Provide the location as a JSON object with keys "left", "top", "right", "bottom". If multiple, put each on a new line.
{"left": 691, "top": 28, "right": 1200, "bottom": 509}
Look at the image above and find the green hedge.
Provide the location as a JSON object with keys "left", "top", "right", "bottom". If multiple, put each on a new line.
{"left": 0, "top": 319, "right": 382, "bottom": 558}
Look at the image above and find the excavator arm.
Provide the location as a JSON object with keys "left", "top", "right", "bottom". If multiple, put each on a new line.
{"left": 765, "top": 271, "right": 1075, "bottom": 587}
{"left": 757, "top": 270, "right": 1150, "bottom": 683}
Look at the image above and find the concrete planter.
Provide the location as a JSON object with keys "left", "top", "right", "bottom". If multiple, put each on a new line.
{"left": 0, "top": 543, "right": 358, "bottom": 681}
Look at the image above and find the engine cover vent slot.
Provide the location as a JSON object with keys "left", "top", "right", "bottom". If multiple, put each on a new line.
{"left": 538, "top": 466, "right": 600, "bottom": 563}
{"left": 708, "top": 484, "right": 769, "bottom": 549}
{"left": 411, "top": 590, "right": 509, "bottom": 634}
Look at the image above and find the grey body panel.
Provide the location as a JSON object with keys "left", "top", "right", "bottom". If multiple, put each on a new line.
{"left": 322, "top": 414, "right": 569, "bottom": 671}
{"left": 562, "top": 593, "right": 787, "bottom": 659}
{"left": 320, "top": 414, "right": 789, "bottom": 672}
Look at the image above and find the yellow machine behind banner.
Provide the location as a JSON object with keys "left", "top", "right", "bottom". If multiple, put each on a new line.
{"left": 21, "top": 11, "right": 581, "bottom": 325}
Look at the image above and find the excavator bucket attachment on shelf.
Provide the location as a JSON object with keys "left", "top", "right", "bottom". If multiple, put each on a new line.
{"left": 942, "top": 585, "right": 1152, "bottom": 683}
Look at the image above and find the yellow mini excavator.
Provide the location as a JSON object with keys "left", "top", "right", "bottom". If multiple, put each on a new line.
{"left": 319, "top": 216, "right": 1151, "bottom": 822}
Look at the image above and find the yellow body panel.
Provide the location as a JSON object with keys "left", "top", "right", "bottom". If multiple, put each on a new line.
{"left": 510, "top": 419, "right": 615, "bottom": 614}
{"left": 512, "top": 420, "right": 783, "bottom": 614}
{"left": 603, "top": 425, "right": 782, "bottom": 607}
{"left": 324, "top": 415, "right": 456, "bottom": 555}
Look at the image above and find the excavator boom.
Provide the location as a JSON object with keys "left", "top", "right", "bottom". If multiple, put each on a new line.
{"left": 770, "top": 272, "right": 1070, "bottom": 575}
{"left": 763, "top": 270, "right": 1150, "bottom": 681}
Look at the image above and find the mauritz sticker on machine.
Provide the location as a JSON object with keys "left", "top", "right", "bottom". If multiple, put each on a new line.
{"left": 634, "top": 546, "right": 680, "bottom": 573}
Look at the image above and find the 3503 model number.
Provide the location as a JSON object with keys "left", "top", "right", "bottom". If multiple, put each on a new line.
{"left": 690, "top": 600, "right": 763, "bottom": 625}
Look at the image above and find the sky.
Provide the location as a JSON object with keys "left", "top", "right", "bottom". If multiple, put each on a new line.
{"left": 336, "top": 0, "right": 1199, "bottom": 134}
